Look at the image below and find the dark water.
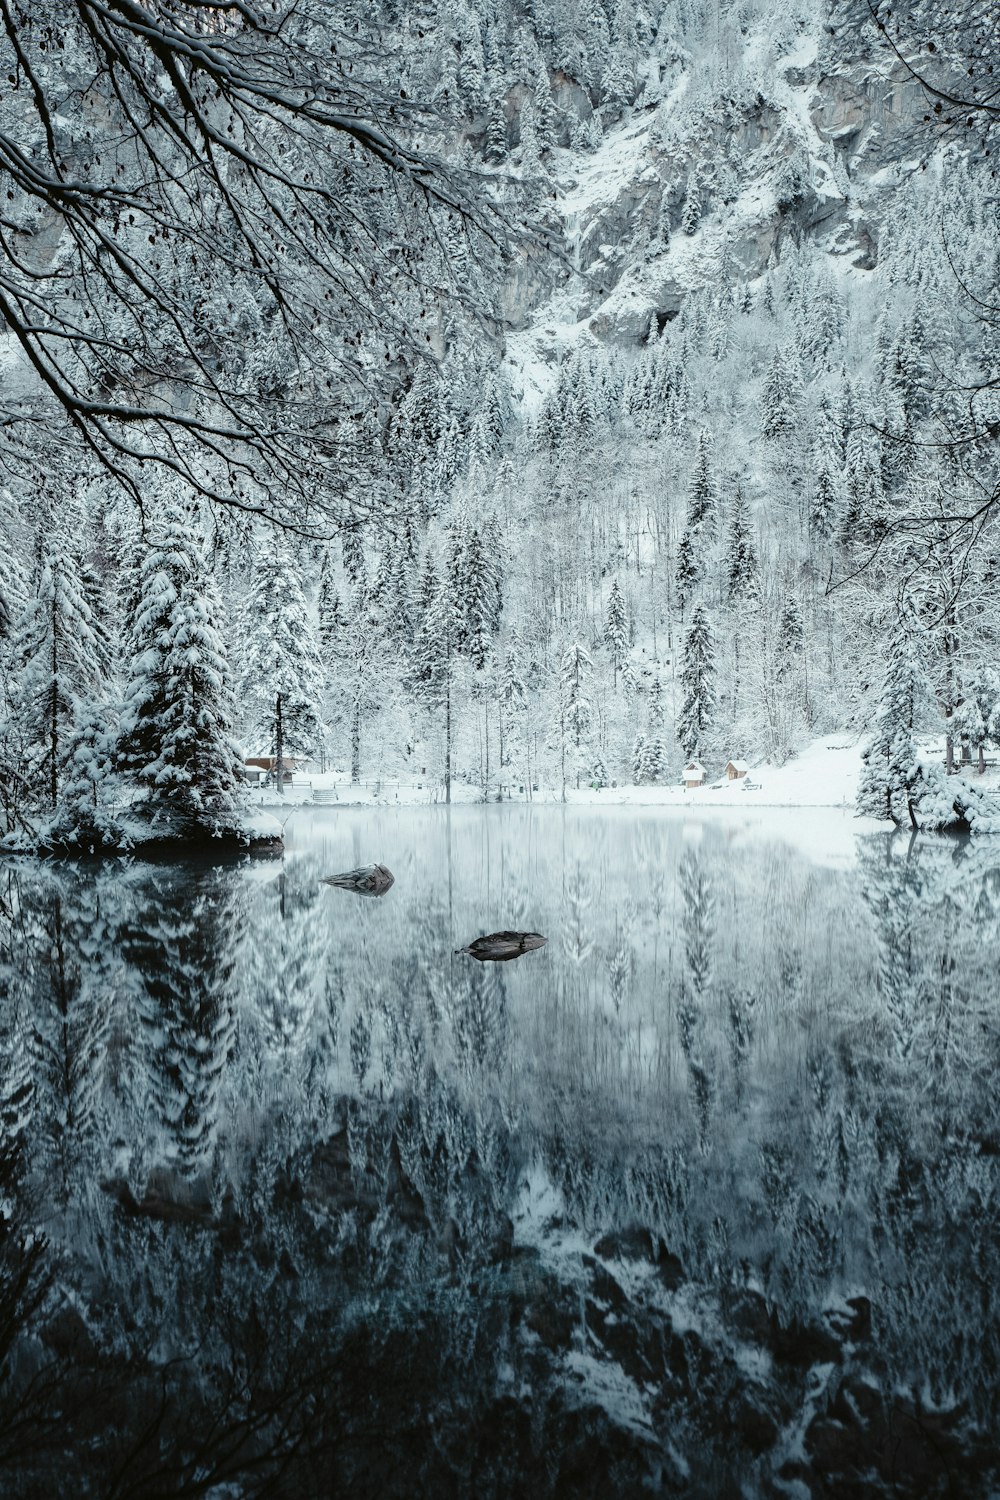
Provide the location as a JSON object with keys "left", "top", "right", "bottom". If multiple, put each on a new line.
{"left": 1, "top": 809, "right": 999, "bottom": 1498}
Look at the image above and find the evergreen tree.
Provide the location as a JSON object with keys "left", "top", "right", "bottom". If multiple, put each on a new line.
{"left": 675, "top": 527, "right": 701, "bottom": 613}
{"left": 12, "top": 529, "right": 101, "bottom": 811}
{"left": 688, "top": 431, "right": 717, "bottom": 530}
{"left": 48, "top": 702, "right": 121, "bottom": 851}
{"left": 412, "top": 564, "right": 464, "bottom": 800}
{"left": 810, "top": 467, "right": 840, "bottom": 540}
{"left": 678, "top": 603, "right": 716, "bottom": 761}
{"left": 497, "top": 639, "right": 527, "bottom": 774}
{"left": 681, "top": 170, "right": 701, "bottom": 235}
{"left": 242, "top": 537, "right": 324, "bottom": 792}
{"left": 604, "top": 579, "right": 630, "bottom": 689}
{"left": 318, "top": 549, "right": 343, "bottom": 660}
{"left": 761, "top": 346, "right": 795, "bottom": 439}
{"left": 559, "top": 639, "right": 593, "bottom": 792}
{"left": 857, "top": 600, "right": 936, "bottom": 827}
{"left": 725, "top": 488, "right": 759, "bottom": 604}
{"left": 776, "top": 593, "right": 805, "bottom": 675}
{"left": 341, "top": 525, "right": 367, "bottom": 588}
{"left": 119, "top": 506, "right": 246, "bottom": 835}
{"left": 635, "top": 675, "right": 669, "bottom": 783}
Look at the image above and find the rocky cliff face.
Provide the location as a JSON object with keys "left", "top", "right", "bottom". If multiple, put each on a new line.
{"left": 498, "top": 12, "right": 949, "bottom": 351}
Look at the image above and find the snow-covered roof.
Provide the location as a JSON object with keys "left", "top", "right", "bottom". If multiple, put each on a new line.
{"left": 727, "top": 759, "right": 749, "bottom": 772}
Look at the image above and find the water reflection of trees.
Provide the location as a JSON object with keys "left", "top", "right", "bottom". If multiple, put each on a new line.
{"left": 0, "top": 823, "right": 997, "bottom": 1493}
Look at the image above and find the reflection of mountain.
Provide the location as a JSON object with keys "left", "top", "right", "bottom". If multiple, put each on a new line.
{"left": 0, "top": 817, "right": 998, "bottom": 1495}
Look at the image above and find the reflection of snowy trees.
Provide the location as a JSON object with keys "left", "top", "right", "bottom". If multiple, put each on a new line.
{"left": 2, "top": 826, "right": 1000, "bottom": 1490}
{"left": 120, "top": 868, "right": 243, "bottom": 1180}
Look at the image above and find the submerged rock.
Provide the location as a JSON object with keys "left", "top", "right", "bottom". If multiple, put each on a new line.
{"left": 322, "top": 863, "right": 395, "bottom": 896}
{"left": 456, "top": 930, "right": 547, "bottom": 962}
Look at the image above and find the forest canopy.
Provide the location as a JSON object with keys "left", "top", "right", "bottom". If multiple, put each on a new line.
{"left": 0, "top": 0, "right": 500, "bottom": 530}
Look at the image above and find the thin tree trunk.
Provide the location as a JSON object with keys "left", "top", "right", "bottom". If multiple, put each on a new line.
{"left": 445, "top": 670, "right": 452, "bottom": 804}
{"left": 275, "top": 691, "right": 284, "bottom": 797}
{"left": 484, "top": 698, "right": 490, "bottom": 800}
{"left": 50, "top": 604, "right": 59, "bottom": 809}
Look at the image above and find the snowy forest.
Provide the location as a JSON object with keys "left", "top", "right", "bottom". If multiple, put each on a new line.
{"left": 0, "top": 0, "right": 997, "bottom": 846}
{"left": 3, "top": 6, "right": 1000, "bottom": 1496}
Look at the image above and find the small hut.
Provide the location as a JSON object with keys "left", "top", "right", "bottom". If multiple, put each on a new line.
{"left": 683, "top": 759, "right": 706, "bottom": 790}
{"left": 244, "top": 756, "right": 299, "bottom": 785}
{"left": 726, "top": 759, "right": 749, "bottom": 781}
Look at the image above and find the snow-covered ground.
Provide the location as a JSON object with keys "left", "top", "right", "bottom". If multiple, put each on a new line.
{"left": 252, "top": 737, "right": 868, "bottom": 810}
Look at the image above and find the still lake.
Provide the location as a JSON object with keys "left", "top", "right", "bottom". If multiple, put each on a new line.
{"left": 1, "top": 807, "right": 998, "bottom": 1497}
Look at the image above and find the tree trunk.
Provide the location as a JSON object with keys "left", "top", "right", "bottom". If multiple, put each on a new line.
{"left": 484, "top": 698, "right": 490, "bottom": 800}
{"left": 945, "top": 732, "right": 954, "bottom": 775}
{"left": 275, "top": 692, "right": 284, "bottom": 797}
{"left": 978, "top": 742, "right": 986, "bottom": 775}
{"left": 351, "top": 700, "right": 361, "bottom": 783}
{"left": 50, "top": 605, "right": 59, "bottom": 809}
{"left": 445, "top": 673, "right": 451, "bottom": 804}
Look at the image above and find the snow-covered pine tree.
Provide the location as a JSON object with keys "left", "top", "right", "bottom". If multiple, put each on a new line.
{"left": 857, "top": 599, "right": 938, "bottom": 827}
{"left": 318, "top": 549, "right": 343, "bottom": 660}
{"left": 463, "top": 525, "right": 501, "bottom": 672}
{"left": 688, "top": 431, "right": 716, "bottom": 530}
{"left": 635, "top": 675, "right": 669, "bottom": 783}
{"left": 119, "top": 505, "right": 246, "bottom": 836}
{"left": 761, "top": 346, "right": 794, "bottom": 440}
{"left": 960, "top": 665, "right": 1000, "bottom": 771}
{"left": 681, "top": 170, "right": 701, "bottom": 235}
{"left": 559, "top": 638, "right": 593, "bottom": 793}
{"left": 341, "top": 524, "right": 367, "bottom": 588}
{"left": 242, "top": 537, "right": 324, "bottom": 794}
{"left": 678, "top": 603, "right": 716, "bottom": 761}
{"left": 47, "top": 701, "right": 121, "bottom": 851}
{"left": 675, "top": 528, "right": 701, "bottom": 614}
{"left": 496, "top": 637, "right": 527, "bottom": 777}
{"left": 810, "top": 466, "right": 840, "bottom": 540}
{"left": 412, "top": 565, "right": 464, "bottom": 800}
{"left": 604, "top": 579, "right": 629, "bottom": 689}
{"left": 12, "top": 528, "right": 102, "bottom": 813}
{"left": 725, "top": 488, "right": 759, "bottom": 604}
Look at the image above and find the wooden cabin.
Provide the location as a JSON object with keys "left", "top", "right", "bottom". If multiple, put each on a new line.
{"left": 244, "top": 756, "right": 300, "bottom": 785}
{"left": 726, "top": 760, "right": 749, "bottom": 781}
{"left": 683, "top": 759, "right": 706, "bottom": 789}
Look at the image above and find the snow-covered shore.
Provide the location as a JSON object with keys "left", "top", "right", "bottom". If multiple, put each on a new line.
{"left": 253, "top": 739, "right": 873, "bottom": 811}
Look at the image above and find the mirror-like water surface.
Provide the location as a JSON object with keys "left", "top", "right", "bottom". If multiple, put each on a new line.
{"left": 1, "top": 809, "right": 998, "bottom": 1497}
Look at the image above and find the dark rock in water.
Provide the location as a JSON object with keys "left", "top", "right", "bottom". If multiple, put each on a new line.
{"left": 321, "top": 863, "right": 394, "bottom": 896}
{"left": 457, "top": 930, "right": 547, "bottom": 962}
{"left": 594, "top": 1225, "right": 656, "bottom": 1262}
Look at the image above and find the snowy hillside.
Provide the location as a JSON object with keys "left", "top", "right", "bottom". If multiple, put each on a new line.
{"left": 0, "top": 0, "right": 997, "bottom": 844}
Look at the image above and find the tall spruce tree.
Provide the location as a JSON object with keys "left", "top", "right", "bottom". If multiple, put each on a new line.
{"left": 635, "top": 675, "right": 669, "bottom": 783}
{"left": 559, "top": 639, "right": 594, "bottom": 794}
{"left": 242, "top": 537, "right": 324, "bottom": 794}
{"left": 12, "top": 527, "right": 102, "bottom": 813}
{"left": 119, "top": 506, "right": 245, "bottom": 836}
{"left": 857, "top": 599, "right": 937, "bottom": 827}
{"left": 678, "top": 603, "right": 716, "bottom": 761}
{"left": 604, "top": 579, "right": 630, "bottom": 689}
{"left": 725, "top": 488, "right": 759, "bottom": 604}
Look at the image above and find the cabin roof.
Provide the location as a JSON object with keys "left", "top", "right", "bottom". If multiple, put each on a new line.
{"left": 727, "top": 759, "right": 749, "bottom": 772}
